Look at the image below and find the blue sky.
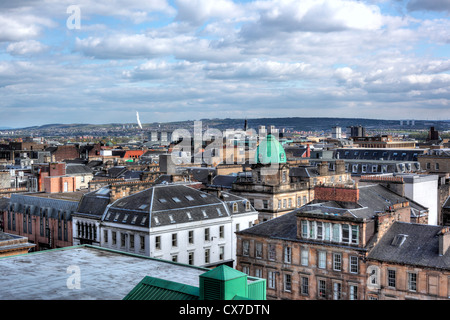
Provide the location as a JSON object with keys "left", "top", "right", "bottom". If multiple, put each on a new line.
{"left": 0, "top": 0, "right": 449, "bottom": 128}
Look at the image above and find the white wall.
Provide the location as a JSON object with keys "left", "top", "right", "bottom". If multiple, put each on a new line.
{"left": 404, "top": 176, "right": 439, "bottom": 225}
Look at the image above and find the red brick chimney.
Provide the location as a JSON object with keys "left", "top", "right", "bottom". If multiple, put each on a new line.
{"left": 314, "top": 185, "right": 359, "bottom": 203}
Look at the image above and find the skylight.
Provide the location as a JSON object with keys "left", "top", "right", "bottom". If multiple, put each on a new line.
{"left": 185, "top": 195, "right": 194, "bottom": 201}
{"left": 172, "top": 197, "right": 181, "bottom": 203}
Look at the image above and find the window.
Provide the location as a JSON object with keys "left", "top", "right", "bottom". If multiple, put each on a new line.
{"left": 233, "top": 203, "right": 238, "bottom": 213}
{"left": 245, "top": 201, "right": 250, "bottom": 211}
{"left": 388, "top": 269, "right": 396, "bottom": 288}
{"left": 342, "top": 224, "right": 349, "bottom": 243}
{"left": 283, "top": 199, "right": 287, "bottom": 208}
{"left": 140, "top": 235, "right": 145, "bottom": 250}
{"left": 130, "top": 235, "right": 135, "bottom": 249}
{"left": 324, "top": 223, "right": 331, "bottom": 241}
{"left": 351, "top": 225, "right": 359, "bottom": 244}
{"left": 104, "top": 230, "right": 108, "bottom": 243}
{"left": 172, "top": 233, "right": 177, "bottom": 247}
{"left": 205, "top": 248, "right": 210, "bottom": 264}
{"left": 317, "top": 222, "right": 323, "bottom": 240}
{"left": 297, "top": 196, "right": 301, "bottom": 207}
{"left": 255, "top": 242, "right": 263, "bottom": 259}
{"left": 318, "top": 251, "right": 327, "bottom": 269}
{"left": 204, "top": 228, "right": 210, "bottom": 241}
{"left": 186, "top": 212, "right": 192, "bottom": 220}
{"left": 168, "top": 214, "right": 175, "bottom": 223}
{"left": 172, "top": 197, "right": 181, "bottom": 203}
{"left": 284, "top": 274, "right": 292, "bottom": 292}
{"left": 172, "top": 255, "right": 178, "bottom": 262}
{"left": 408, "top": 272, "right": 417, "bottom": 292}
{"left": 288, "top": 198, "right": 292, "bottom": 208}
{"left": 349, "top": 285, "right": 358, "bottom": 300}
{"left": 349, "top": 256, "right": 359, "bottom": 274}
{"left": 333, "top": 253, "right": 342, "bottom": 271}
{"left": 202, "top": 210, "right": 208, "bottom": 218}
{"left": 255, "top": 268, "right": 262, "bottom": 279}
{"left": 332, "top": 224, "right": 340, "bottom": 242}
{"left": 268, "top": 271, "right": 276, "bottom": 289}
{"left": 301, "top": 249, "right": 309, "bottom": 266}
{"left": 284, "top": 246, "right": 292, "bottom": 264}
{"left": 301, "top": 277, "right": 309, "bottom": 296}
{"left": 121, "top": 233, "right": 126, "bottom": 247}
{"left": 301, "top": 221, "right": 308, "bottom": 238}
{"left": 185, "top": 195, "right": 194, "bottom": 201}
{"left": 309, "top": 221, "right": 316, "bottom": 239}
{"left": 333, "top": 282, "right": 342, "bottom": 300}
{"left": 155, "top": 236, "right": 161, "bottom": 250}
{"left": 268, "top": 244, "right": 276, "bottom": 261}
{"left": 188, "top": 252, "right": 194, "bottom": 265}
{"left": 219, "top": 246, "right": 224, "bottom": 260}
{"left": 112, "top": 231, "right": 117, "bottom": 245}
{"left": 318, "top": 279, "right": 326, "bottom": 299}
{"left": 435, "top": 163, "right": 440, "bottom": 170}
{"left": 243, "top": 240, "right": 250, "bottom": 256}
{"left": 188, "top": 230, "right": 194, "bottom": 244}
{"left": 219, "top": 226, "right": 224, "bottom": 238}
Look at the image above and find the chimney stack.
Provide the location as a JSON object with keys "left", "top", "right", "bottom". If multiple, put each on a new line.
{"left": 438, "top": 227, "right": 450, "bottom": 256}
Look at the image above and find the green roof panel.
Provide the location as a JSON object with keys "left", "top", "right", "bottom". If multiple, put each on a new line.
{"left": 123, "top": 276, "right": 199, "bottom": 300}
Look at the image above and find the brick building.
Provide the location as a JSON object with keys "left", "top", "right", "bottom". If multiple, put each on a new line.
{"left": 235, "top": 183, "right": 431, "bottom": 300}
{"left": 366, "top": 224, "right": 450, "bottom": 300}
{"left": 3, "top": 192, "right": 82, "bottom": 250}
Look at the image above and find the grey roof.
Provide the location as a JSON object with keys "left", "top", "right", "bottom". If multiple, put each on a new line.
{"left": 75, "top": 187, "right": 111, "bottom": 217}
{"left": 289, "top": 166, "right": 319, "bottom": 178}
{"left": 367, "top": 222, "right": 450, "bottom": 270}
{"left": 65, "top": 164, "right": 93, "bottom": 175}
{"left": 334, "top": 148, "right": 425, "bottom": 161}
{"left": 0, "top": 197, "right": 10, "bottom": 211}
{"left": 237, "top": 210, "right": 298, "bottom": 240}
{"left": 103, "top": 184, "right": 254, "bottom": 228}
{"left": 0, "top": 245, "right": 211, "bottom": 300}
{"left": 210, "top": 175, "right": 237, "bottom": 188}
{"left": 9, "top": 193, "right": 79, "bottom": 220}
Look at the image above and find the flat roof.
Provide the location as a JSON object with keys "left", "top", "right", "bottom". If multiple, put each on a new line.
{"left": 0, "top": 245, "right": 209, "bottom": 300}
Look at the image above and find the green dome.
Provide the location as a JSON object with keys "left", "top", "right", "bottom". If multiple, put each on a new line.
{"left": 255, "top": 134, "right": 286, "bottom": 164}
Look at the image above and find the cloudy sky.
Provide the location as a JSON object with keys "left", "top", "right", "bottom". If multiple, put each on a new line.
{"left": 0, "top": 0, "right": 449, "bottom": 128}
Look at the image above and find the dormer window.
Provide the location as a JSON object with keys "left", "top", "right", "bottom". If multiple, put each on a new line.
{"left": 232, "top": 203, "right": 238, "bottom": 213}
{"left": 391, "top": 234, "right": 407, "bottom": 247}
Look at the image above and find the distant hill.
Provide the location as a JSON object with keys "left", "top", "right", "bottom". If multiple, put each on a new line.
{"left": 6, "top": 117, "right": 450, "bottom": 134}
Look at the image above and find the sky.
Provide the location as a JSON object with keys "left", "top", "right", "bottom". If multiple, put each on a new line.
{"left": 0, "top": 0, "right": 449, "bottom": 128}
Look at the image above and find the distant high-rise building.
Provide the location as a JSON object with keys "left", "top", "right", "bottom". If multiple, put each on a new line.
{"left": 347, "top": 125, "right": 365, "bottom": 138}
{"left": 331, "top": 126, "right": 342, "bottom": 139}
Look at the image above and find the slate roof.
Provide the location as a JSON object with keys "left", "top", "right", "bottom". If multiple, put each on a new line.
{"left": 238, "top": 184, "right": 429, "bottom": 240}
{"left": 334, "top": 148, "right": 425, "bottom": 162}
{"left": 75, "top": 187, "right": 111, "bottom": 217}
{"left": 236, "top": 210, "right": 298, "bottom": 240}
{"left": 9, "top": 193, "right": 79, "bottom": 220}
{"left": 65, "top": 164, "right": 93, "bottom": 175}
{"left": 367, "top": 222, "right": 450, "bottom": 270}
{"left": 0, "top": 197, "right": 10, "bottom": 211}
{"left": 103, "top": 184, "right": 255, "bottom": 228}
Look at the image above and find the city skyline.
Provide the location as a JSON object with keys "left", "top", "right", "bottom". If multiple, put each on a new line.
{"left": 1, "top": 0, "right": 450, "bottom": 128}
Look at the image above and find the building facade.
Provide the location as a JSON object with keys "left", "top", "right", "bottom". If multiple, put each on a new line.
{"left": 235, "top": 184, "right": 433, "bottom": 300}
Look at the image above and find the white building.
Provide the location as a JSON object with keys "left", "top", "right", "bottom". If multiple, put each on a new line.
{"left": 400, "top": 174, "right": 439, "bottom": 225}
{"left": 73, "top": 183, "right": 259, "bottom": 268}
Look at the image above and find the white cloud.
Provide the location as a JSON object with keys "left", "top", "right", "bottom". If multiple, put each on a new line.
{"left": 6, "top": 40, "right": 47, "bottom": 55}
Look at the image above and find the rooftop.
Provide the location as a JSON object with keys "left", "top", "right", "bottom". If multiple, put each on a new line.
{"left": 0, "top": 245, "right": 211, "bottom": 300}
